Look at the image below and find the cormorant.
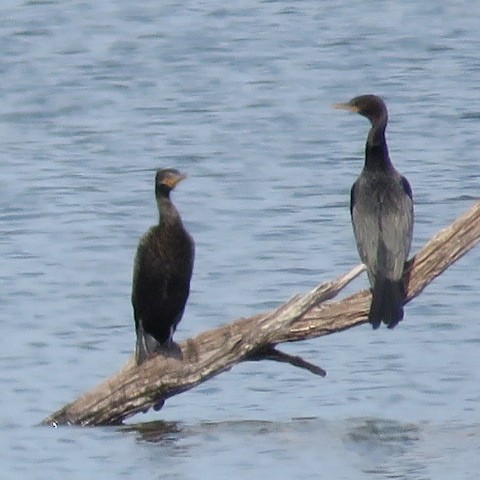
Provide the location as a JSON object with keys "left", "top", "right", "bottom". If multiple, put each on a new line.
{"left": 333, "top": 95, "right": 413, "bottom": 329}
{"left": 132, "top": 168, "right": 195, "bottom": 364}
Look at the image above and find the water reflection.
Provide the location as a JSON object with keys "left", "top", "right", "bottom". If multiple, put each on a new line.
{"left": 347, "top": 418, "right": 426, "bottom": 479}
{"left": 348, "top": 417, "right": 420, "bottom": 447}
{"left": 123, "top": 416, "right": 468, "bottom": 480}
{"left": 120, "top": 420, "right": 183, "bottom": 444}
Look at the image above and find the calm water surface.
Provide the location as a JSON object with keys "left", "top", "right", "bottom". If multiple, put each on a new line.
{"left": 1, "top": 0, "right": 479, "bottom": 478}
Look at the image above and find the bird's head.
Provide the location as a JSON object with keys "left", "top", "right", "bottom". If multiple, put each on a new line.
{"left": 155, "top": 168, "right": 187, "bottom": 197}
{"left": 333, "top": 94, "right": 387, "bottom": 126}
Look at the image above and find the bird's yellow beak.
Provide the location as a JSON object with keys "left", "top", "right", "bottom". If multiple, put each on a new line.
{"left": 332, "top": 102, "right": 359, "bottom": 113}
{"left": 163, "top": 172, "right": 187, "bottom": 189}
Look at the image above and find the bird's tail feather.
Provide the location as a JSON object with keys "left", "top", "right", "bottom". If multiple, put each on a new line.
{"left": 368, "top": 278, "right": 405, "bottom": 329}
{"left": 135, "top": 321, "right": 167, "bottom": 365}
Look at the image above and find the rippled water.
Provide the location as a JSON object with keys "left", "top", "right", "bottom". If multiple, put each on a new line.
{"left": 1, "top": 0, "right": 479, "bottom": 478}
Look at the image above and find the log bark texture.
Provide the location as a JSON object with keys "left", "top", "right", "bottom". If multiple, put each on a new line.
{"left": 41, "top": 201, "right": 480, "bottom": 427}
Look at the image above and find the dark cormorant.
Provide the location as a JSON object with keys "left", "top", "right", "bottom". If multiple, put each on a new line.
{"left": 333, "top": 95, "right": 413, "bottom": 329}
{"left": 132, "top": 169, "right": 195, "bottom": 364}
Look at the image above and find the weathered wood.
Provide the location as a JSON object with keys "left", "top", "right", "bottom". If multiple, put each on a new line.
{"left": 41, "top": 201, "right": 480, "bottom": 427}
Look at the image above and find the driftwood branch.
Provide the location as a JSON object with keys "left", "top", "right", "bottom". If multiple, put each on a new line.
{"left": 41, "top": 201, "right": 480, "bottom": 427}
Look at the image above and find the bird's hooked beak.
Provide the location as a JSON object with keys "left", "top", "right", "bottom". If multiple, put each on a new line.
{"left": 163, "top": 172, "right": 187, "bottom": 189}
{"left": 332, "top": 102, "right": 359, "bottom": 113}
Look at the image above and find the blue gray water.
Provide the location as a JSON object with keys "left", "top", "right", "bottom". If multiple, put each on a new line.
{"left": 1, "top": 0, "right": 479, "bottom": 478}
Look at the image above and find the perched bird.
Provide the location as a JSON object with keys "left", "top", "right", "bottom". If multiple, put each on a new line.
{"left": 333, "top": 95, "right": 413, "bottom": 329}
{"left": 132, "top": 169, "right": 195, "bottom": 364}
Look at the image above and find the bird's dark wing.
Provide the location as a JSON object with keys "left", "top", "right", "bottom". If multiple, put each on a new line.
{"left": 401, "top": 175, "right": 413, "bottom": 201}
{"left": 350, "top": 179, "right": 380, "bottom": 283}
{"left": 378, "top": 176, "right": 414, "bottom": 278}
{"left": 350, "top": 174, "right": 413, "bottom": 283}
{"left": 350, "top": 182, "right": 356, "bottom": 217}
{"left": 132, "top": 227, "right": 194, "bottom": 342}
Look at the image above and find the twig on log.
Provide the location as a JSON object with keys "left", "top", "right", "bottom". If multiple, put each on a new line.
{"left": 41, "top": 201, "right": 480, "bottom": 427}
{"left": 247, "top": 346, "right": 327, "bottom": 377}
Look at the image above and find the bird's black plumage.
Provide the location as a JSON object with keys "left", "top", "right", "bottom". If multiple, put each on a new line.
{"left": 132, "top": 169, "right": 195, "bottom": 364}
{"left": 334, "top": 95, "right": 413, "bottom": 329}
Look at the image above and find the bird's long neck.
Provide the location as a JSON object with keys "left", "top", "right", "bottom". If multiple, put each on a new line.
{"left": 364, "top": 114, "right": 393, "bottom": 172}
{"left": 156, "top": 195, "right": 182, "bottom": 228}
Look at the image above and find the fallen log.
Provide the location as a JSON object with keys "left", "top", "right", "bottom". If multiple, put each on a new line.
{"left": 41, "top": 201, "right": 480, "bottom": 426}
